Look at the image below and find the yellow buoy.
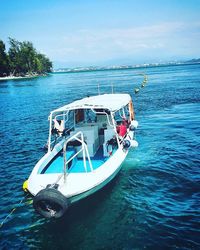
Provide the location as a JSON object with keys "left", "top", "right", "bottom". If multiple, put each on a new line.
{"left": 134, "top": 88, "right": 140, "bottom": 94}
{"left": 23, "top": 180, "right": 28, "bottom": 192}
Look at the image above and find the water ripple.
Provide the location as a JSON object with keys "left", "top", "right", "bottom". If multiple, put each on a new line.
{"left": 1, "top": 64, "right": 200, "bottom": 249}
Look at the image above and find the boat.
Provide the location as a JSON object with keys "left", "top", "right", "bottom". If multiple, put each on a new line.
{"left": 24, "top": 93, "right": 138, "bottom": 218}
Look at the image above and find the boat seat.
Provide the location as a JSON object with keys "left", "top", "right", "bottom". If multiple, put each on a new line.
{"left": 104, "top": 127, "right": 115, "bottom": 142}
{"left": 70, "top": 125, "right": 99, "bottom": 157}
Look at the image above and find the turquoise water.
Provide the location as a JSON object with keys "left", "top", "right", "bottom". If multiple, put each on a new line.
{"left": 0, "top": 64, "right": 200, "bottom": 249}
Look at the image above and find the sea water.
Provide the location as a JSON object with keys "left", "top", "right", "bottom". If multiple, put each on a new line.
{"left": 0, "top": 64, "right": 200, "bottom": 249}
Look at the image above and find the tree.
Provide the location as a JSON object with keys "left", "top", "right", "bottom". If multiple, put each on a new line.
{"left": 1, "top": 38, "right": 53, "bottom": 77}
{"left": 8, "top": 38, "right": 22, "bottom": 75}
{"left": 20, "top": 41, "right": 37, "bottom": 74}
{"left": 0, "top": 40, "right": 9, "bottom": 76}
{"left": 8, "top": 38, "right": 38, "bottom": 75}
{"left": 36, "top": 53, "right": 52, "bottom": 73}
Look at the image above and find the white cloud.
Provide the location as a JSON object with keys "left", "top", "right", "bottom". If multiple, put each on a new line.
{"left": 47, "top": 21, "right": 200, "bottom": 64}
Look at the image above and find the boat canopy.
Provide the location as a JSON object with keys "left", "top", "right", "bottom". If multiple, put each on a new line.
{"left": 52, "top": 94, "right": 131, "bottom": 113}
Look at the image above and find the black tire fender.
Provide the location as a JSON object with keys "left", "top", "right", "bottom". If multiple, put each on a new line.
{"left": 33, "top": 188, "right": 68, "bottom": 218}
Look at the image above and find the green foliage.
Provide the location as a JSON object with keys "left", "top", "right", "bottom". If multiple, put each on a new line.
{"left": 0, "top": 38, "right": 52, "bottom": 77}
{"left": 35, "top": 53, "right": 52, "bottom": 74}
{"left": 0, "top": 40, "right": 10, "bottom": 76}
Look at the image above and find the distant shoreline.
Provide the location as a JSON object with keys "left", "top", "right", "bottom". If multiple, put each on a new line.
{"left": 53, "top": 61, "right": 200, "bottom": 74}
{"left": 1, "top": 62, "right": 199, "bottom": 80}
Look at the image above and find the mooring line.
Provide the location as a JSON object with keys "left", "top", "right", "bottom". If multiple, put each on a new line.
{"left": 0, "top": 194, "right": 29, "bottom": 228}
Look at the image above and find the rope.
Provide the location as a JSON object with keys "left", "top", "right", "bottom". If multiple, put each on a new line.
{"left": 0, "top": 193, "right": 29, "bottom": 228}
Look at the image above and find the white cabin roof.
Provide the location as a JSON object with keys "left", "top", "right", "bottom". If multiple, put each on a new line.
{"left": 53, "top": 94, "right": 131, "bottom": 113}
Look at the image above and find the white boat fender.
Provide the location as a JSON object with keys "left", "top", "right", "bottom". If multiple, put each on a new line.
{"left": 123, "top": 139, "right": 138, "bottom": 150}
{"left": 130, "top": 120, "right": 139, "bottom": 129}
{"left": 33, "top": 187, "right": 69, "bottom": 218}
{"left": 130, "top": 139, "right": 138, "bottom": 148}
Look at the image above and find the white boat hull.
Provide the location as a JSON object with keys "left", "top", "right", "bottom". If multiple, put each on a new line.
{"left": 25, "top": 93, "right": 139, "bottom": 218}
{"left": 28, "top": 145, "right": 128, "bottom": 203}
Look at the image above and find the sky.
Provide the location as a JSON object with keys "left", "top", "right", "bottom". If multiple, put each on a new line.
{"left": 0, "top": 0, "right": 200, "bottom": 68}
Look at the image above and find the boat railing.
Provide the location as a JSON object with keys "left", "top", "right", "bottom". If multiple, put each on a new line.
{"left": 63, "top": 131, "right": 93, "bottom": 181}
{"left": 91, "top": 108, "right": 114, "bottom": 127}
{"left": 48, "top": 110, "right": 75, "bottom": 152}
{"left": 48, "top": 124, "right": 74, "bottom": 151}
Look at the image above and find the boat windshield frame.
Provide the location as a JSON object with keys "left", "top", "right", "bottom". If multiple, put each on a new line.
{"left": 47, "top": 94, "right": 133, "bottom": 152}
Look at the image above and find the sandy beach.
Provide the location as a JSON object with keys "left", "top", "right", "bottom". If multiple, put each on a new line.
{"left": 0, "top": 74, "right": 42, "bottom": 81}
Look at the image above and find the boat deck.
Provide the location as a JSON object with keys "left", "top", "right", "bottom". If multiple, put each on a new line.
{"left": 40, "top": 146, "right": 108, "bottom": 174}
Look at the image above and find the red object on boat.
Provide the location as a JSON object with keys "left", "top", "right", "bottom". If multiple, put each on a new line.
{"left": 118, "top": 124, "right": 127, "bottom": 137}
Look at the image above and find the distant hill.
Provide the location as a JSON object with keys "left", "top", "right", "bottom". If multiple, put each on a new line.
{"left": 185, "top": 58, "right": 200, "bottom": 63}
